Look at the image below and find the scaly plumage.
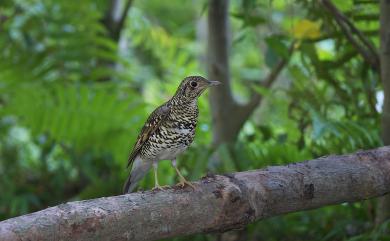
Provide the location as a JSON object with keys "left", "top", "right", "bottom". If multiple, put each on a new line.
{"left": 123, "top": 76, "right": 220, "bottom": 193}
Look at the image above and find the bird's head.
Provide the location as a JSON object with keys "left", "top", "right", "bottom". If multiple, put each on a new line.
{"left": 175, "top": 76, "right": 220, "bottom": 100}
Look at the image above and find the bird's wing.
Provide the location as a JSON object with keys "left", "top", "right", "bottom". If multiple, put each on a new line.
{"left": 126, "top": 103, "right": 171, "bottom": 168}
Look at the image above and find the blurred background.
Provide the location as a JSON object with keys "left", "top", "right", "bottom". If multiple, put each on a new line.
{"left": 0, "top": 0, "right": 389, "bottom": 240}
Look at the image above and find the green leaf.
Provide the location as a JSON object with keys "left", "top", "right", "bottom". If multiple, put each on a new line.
{"left": 265, "top": 36, "right": 290, "bottom": 59}
{"left": 230, "top": 12, "right": 266, "bottom": 27}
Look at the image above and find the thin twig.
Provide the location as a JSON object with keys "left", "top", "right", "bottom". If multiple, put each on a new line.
{"left": 321, "top": 0, "right": 379, "bottom": 70}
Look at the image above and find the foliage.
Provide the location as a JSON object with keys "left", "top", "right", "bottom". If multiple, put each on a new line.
{"left": 0, "top": 0, "right": 387, "bottom": 240}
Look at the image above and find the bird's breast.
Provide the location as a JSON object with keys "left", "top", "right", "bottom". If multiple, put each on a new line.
{"left": 139, "top": 104, "right": 199, "bottom": 161}
{"left": 140, "top": 122, "right": 197, "bottom": 160}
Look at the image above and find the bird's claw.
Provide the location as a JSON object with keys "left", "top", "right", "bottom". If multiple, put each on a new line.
{"left": 152, "top": 185, "right": 169, "bottom": 191}
{"left": 176, "top": 178, "right": 195, "bottom": 189}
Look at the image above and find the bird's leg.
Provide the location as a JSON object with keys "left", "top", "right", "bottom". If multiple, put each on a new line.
{"left": 152, "top": 161, "right": 165, "bottom": 190}
{"left": 172, "top": 159, "right": 195, "bottom": 189}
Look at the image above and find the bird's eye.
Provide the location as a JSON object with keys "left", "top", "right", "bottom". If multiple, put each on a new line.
{"left": 190, "top": 81, "right": 198, "bottom": 88}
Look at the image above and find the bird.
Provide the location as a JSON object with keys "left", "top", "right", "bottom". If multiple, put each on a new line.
{"left": 123, "top": 76, "right": 220, "bottom": 193}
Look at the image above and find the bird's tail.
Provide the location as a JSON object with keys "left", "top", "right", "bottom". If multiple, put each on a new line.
{"left": 123, "top": 174, "right": 136, "bottom": 194}
{"left": 123, "top": 156, "right": 152, "bottom": 194}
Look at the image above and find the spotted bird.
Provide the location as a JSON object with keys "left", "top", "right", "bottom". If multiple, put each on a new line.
{"left": 123, "top": 76, "right": 220, "bottom": 193}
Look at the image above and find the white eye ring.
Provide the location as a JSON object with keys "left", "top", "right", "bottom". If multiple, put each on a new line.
{"left": 190, "top": 81, "right": 198, "bottom": 87}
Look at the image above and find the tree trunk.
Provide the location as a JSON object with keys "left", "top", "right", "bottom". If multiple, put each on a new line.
{"left": 376, "top": 0, "right": 390, "bottom": 226}
{"left": 1, "top": 146, "right": 390, "bottom": 241}
{"left": 206, "top": 0, "right": 290, "bottom": 146}
{"left": 101, "top": 0, "right": 133, "bottom": 42}
{"left": 98, "top": 0, "right": 133, "bottom": 81}
{"left": 207, "top": 0, "right": 239, "bottom": 145}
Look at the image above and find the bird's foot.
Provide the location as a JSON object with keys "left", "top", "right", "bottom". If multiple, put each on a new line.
{"left": 152, "top": 184, "right": 169, "bottom": 191}
{"left": 176, "top": 177, "right": 195, "bottom": 189}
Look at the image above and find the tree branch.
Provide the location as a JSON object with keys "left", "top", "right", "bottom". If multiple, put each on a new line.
{"left": 1, "top": 146, "right": 390, "bottom": 241}
{"left": 321, "top": 0, "right": 380, "bottom": 70}
{"left": 353, "top": 0, "right": 379, "bottom": 4}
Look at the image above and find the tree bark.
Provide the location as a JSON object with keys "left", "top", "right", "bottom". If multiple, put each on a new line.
{"left": 376, "top": 0, "right": 390, "bottom": 226}
{"left": 1, "top": 146, "right": 390, "bottom": 241}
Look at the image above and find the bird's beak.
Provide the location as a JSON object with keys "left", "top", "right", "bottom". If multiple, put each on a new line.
{"left": 207, "top": 80, "right": 221, "bottom": 86}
